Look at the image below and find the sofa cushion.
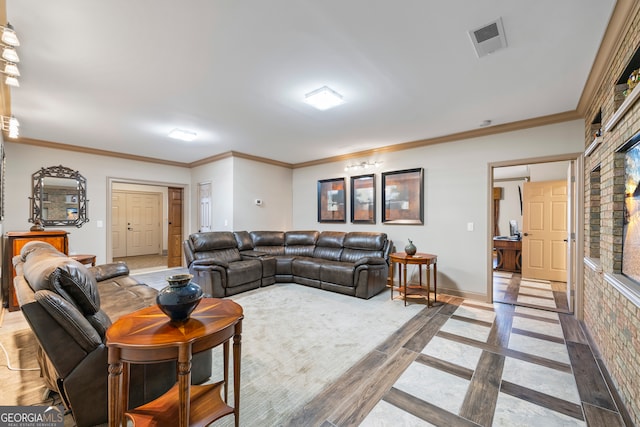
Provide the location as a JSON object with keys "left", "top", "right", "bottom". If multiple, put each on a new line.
{"left": 341, "top": 232, "right": 387, "bottom": 263}
{"left": 190, "top": 231, "right": 238, "bottom": 251}
{"left": 226, "top": 259, "right": 263, "bottom": 288}
{"left": 251, "top": 231, "right": 286, "bottom": 255}
{"left": 34, "top": 290, "right": 103, "bottom": 353}
{"left": 22, "top": 248, "right": 100, "bottom": 315}
{"left": 313, "top": 231, "right": 346, "bottom": 261}
{"left": 320, "top": 261, "right": 355, "bottom": 287}
{"left": 234, "top": 231, "right": 254, "bottom": 251}
{"left": 51, "top": 261, "right": 101, "bottom": 315}
{"left": 284, "top": 231, "right": 318, "bottom": 256}
{"left": 292, "top": 257, "right": 322, "bottom": 280}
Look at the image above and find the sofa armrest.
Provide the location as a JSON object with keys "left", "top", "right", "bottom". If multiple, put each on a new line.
{"left": 191, "top": 258, "right": 230, "bottom": 268}
{"left": 354, "top": 257, "right": 387, "bottom": 267}
{"left": 89, "top": 262, "right": 130, "bottom": 282}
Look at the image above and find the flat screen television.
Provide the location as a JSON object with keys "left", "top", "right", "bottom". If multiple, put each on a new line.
{"left": 622, "top": 130, "right": 640, "bottom": 284}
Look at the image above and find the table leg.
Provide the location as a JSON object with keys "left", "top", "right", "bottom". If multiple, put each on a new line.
{"left": 233, "top": 323, "right": 243, "bottom": 427}
{"left": 107, "top": 358, "right": 122, "bottom": 427}
{"left": 403, "top": 262, "right": 408, "bottom": 306}
{"left": 389, "top": 261, "right": 394, "bottom": 300}
{"left": 177, "top": 345, "right": 192, "bottom": 427}
{"left": 223, "top": 340, "right": 229, "bottom": 402}
{"left": 433, "top": 261, "right": 438, "bottom": 304}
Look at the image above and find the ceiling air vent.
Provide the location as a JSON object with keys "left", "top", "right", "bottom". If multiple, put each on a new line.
{"left": 469, "top": 17, "right": 507, "bottom": 58}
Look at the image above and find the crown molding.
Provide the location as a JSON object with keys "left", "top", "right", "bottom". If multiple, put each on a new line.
{"left": 577, "top": 0, "right": 639, "bottom": 116}
{"left": 293, "top": 110, "right": 581, "bottom": 169}
{"left": 189, "top": 150, "right": 292, "bottom": 169}
{"left": 13, "top": 137, "right": 191, "bottom": 167}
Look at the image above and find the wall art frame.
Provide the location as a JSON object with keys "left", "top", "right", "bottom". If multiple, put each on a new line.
{"left": 350, "top": 174, "right": 376, "bottom": 224}
{"left": 317, "top": 177, "right": 346, "bottom": 223}
{"left": 382, "top": 167, "right": 424, "bottom": 224}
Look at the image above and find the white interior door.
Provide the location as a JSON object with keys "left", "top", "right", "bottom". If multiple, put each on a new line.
{"left": 198, "top": 182, "right": 212, "bottom": 232}
{"left": 522, "top": 180, "right": 568, "bottom": 282}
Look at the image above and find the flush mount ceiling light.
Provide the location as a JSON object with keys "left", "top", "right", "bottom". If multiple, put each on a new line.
{"left": 168, "top": 128, "right": 197, "bottom": 142}
{"left": 1, "top": 23, "right": 19, "bottom": 47}
{"left": 304, "top": 86, "right": 344, "bottom": 110}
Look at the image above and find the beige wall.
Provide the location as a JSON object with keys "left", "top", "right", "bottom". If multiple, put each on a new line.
{"left": 3, "top": 142, "right": 192, "bottom": 264}
{"left": 293, "top": 120, "right": 584, "bottom": 299}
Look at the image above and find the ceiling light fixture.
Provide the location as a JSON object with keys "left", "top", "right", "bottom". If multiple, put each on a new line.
{"left": 4, "top": 75, "right": 18, "bottom": 87}
{"left": 304, "top": 86, "right": 344, "bottom": 111}
{"left": 1, "top": 23, "right": 19, "bottom": 47}
{"left": 3, "top": 61, "right": 19, "bottom": 76}
{"left": 1, "top": 115, "right": 20, "bottom": 138}
{"left": 344, "top": 160, "right": 382, "bottom": 172}
{"left": 168, "top": 128, "right": 197, "bottom": 142}
{"left": 1, "top": 46, "right": 18, "bottom": 63}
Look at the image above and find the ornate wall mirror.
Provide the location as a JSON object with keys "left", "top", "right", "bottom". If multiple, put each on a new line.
{"left": 30, "top": 165, "right": 89, "bottom": 227}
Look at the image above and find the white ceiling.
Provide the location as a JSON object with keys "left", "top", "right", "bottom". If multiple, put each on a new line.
{"left": 6, "top": 1, "right": 616, "bottom": 165}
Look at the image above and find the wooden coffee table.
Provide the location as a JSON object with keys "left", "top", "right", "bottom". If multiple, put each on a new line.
{"left": 106, "top": 298, "right": 243, "bottom": 427}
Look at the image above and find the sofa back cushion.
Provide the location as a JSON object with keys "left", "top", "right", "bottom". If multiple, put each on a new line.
{"left": 21, "top": 244, "right": 100, "bottom": 315}
{"left": 234, "top": 231, "right": 254, "bottom": 251}
{"left": 284, "top": 231, "right": 319, "bottom": 256}
{"left": 189, "top": 232, "right": 242, "bottom": 262}
{"left": 313, "top": 231, "right": 346, "bottom": 261}
{"left": 250, "top": 231, "right": 285, "bottom": 255}
{"left": 340, "top": 232, "right": 388, "bottom": 263}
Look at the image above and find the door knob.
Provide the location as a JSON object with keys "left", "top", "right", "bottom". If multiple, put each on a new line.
{"left": 127, "top": 227, "right": 133, "bottom": 231}
{"left": 523, "top": 232, "right": 529, "bottom": 236}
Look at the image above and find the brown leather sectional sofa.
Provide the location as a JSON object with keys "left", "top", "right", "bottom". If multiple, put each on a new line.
{"left": 183, "top": 230, "right": 392, "bottom": 299}
{"left": 13, "top": 241, "right": 212, "bottom": 427}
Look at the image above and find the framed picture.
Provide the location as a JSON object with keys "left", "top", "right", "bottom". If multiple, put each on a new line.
{"left": 351, "top": 174, "right": 375, "bottom": 223}
{"left": 317, "top": 177, "right": 346, "bottom": 222}
{"left": 382, "top": 168, "right": 424, "bottom": 224}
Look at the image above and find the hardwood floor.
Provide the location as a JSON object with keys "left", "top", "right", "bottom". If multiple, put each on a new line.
{"left": 288, "top": 294, "right": 632, "bottom": 426}
{"left": 2, "top": 275, "right": 632, "bottom": 426}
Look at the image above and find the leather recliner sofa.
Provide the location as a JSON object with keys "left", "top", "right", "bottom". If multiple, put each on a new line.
{"left": 184, "top": 230, "right": 391, "bottom": 300}
{"left": 13, "top": 241, "right": 212, "bottom": 427}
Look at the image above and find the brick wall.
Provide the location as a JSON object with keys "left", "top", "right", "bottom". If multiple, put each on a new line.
{"left": 583, "top": 3, "right": 640, "bottom": 425}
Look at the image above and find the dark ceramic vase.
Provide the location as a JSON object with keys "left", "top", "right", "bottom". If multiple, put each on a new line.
{"left": 405, "top": 239, "right": 417, "bottom": 256}
{"left": 156, "top": 274, "right": 203, "bottom": 323}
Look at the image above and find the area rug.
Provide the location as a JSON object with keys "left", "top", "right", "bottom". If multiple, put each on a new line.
{"left": 206, "top": 283, "right": 424, "bottom": 426}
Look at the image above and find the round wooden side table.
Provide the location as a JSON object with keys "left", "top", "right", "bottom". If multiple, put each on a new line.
{"left": 106, "top": 298, "right": 243, "bottom": 427}
{"left": 389, "top": 252, "right": 438, "bottom": 306}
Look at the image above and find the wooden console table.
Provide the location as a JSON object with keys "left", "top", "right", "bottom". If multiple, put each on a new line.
{"left": 106, "top": 298, "right": 244, "bottom": 427}
{"left": 2, "top": 230, "right": 69, "bottom": 311}
{"left": 493, "top": 237, "right": 522, "bottom": 273}
{"left": 389, "top": 252, "right": 438, "bottom": 306}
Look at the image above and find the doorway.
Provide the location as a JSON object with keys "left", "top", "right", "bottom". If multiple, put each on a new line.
{"left": 108, "top": 180, "right": 186, "bottom": 272}
{"left": 489, "top": 155, "right": 583, "bottom": 314}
